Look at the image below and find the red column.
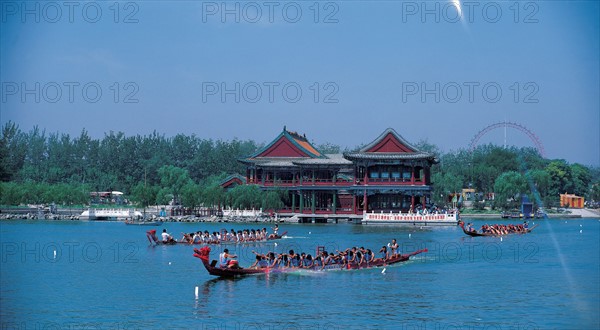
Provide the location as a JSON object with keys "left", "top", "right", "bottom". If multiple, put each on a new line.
{"left": 353, "top": 195, "right": 357, "bottom": 214}
{"left": 411, "top": 195, "right": 415, "bottom": 210}
{"left": 363, "top": 166, "right": 368, "bottom": 184}
{"left": 411, "top": 166, "right": 415, "bottom": 184}
{"left": 363, "top": 190, "right": 368, "bottom": 212}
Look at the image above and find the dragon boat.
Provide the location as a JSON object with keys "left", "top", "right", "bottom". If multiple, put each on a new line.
{"left": 458, "top": 221, "right": 538, "bottom": 237}
{"left": 146, "top": 230, "right": 287, "bottom": 245}
{"left": 193, "top": 246, "right": 428, "bottom": 278}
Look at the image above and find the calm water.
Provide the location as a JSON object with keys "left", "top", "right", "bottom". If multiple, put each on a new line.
{"left": 1, "top": 218, "right": 598, "bottom": 329}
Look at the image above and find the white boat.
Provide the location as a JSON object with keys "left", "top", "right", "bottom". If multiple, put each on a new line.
{"left": 80, "top": 208, "right": 143, "bottom": 221}
{"left": 361, "top": 210, "right": 459, "bottom": 226}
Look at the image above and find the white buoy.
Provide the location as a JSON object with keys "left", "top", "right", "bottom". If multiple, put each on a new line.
{"left": 500, "top": 237, "right": 503, "bottom": 242}
{"left": 168, "top": 262, "right": 172, "bottom": 265}
{"left": 580, "top": 230, "right": 582, "bottom": 233}
{"left": 409, "top": 234, "right": 411, "bottom": 238}
{"left": 274, "top": 243, "right": 277, "bottom": 247}
{"left": 195, "top": 286, "right": 199, "bottom": 298}
{"left": 309, "top": 232, "right": 311, "bottom": 234}
{"left": 382, "top": 268, "right": 386, "bottom": 274}
{"left": 580, "top": 224, "right": 583, "bottom": 227}
{"left": 53, "top": 250, "right": 57, "bottom": 259}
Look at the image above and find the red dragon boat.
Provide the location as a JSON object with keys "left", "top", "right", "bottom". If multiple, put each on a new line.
{"left": 193, "top": 246, "right": 428, "bottom": 277}
{"left": 458, "top": 221, "right": 538, "bottom": 237}
{"left": 146, "top": 230, "right": 287, "bottom": 245}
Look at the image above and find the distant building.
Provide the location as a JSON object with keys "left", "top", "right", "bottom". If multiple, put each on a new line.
{"left": 560, "top": 193, "right": 584, "bottom": 209}
{"left": 232, "top": 126, "right": 437, "bottom": 215}
{"left": 219, "top": 174, "right": 247, "bottom": 191}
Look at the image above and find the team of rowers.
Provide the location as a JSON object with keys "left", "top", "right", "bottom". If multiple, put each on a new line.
{"left": 464, "top": 221, "right": 530, "bottom": 235}
{"left": 218, "top": 239, "right": 403, "bottom": 270}
{"left": 155, "top": 225, "right": 282, "bottom": 245}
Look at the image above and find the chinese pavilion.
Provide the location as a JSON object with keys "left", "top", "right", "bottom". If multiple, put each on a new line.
{"left": 236, "top": 127, "right": 438, "bottom": 218}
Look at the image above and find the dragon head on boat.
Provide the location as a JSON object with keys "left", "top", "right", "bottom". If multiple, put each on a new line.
{"left": 193, "top": 246, "right": 211, "bottom": 262}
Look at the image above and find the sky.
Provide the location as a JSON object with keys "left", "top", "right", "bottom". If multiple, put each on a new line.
{"left": 1, "top": 1, "right": 599, "bottom": 165}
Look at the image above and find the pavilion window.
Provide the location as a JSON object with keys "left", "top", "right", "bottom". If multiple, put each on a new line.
{"left": 402, "top": 169, "right": 411, "bottom": 181}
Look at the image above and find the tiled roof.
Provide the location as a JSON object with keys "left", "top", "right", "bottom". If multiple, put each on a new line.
{"left": 248, "top": 127, "right": 324, "bottom": 159}
{"left": 219, "top": 174, "right": 247, "bottom": 185}
{"left": 343, "top": 152, "right": 436, "bottom": 161}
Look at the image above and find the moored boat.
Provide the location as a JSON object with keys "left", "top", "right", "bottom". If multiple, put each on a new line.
{"left": 362, "top": 210, "right": 459, "bottom": 226}
{"left": 193, "top": 246, "right": 428, "bottom": 277}
{"left": 125, "top": 219, "right": 163, "bottom": 226}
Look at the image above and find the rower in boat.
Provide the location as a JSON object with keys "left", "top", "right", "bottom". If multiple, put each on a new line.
{"left": 219, "top": 249, "right": 239, "bottom": 269}
{"left": 192, "top": 231, "right": 202, "bottom": 244}
{"left": 466, "top": 223, "right": 474, "bottom": 232}
{"left": 355, "top": 248, "right": 363, "bottom": 267}
{"left": 287, "top": 250, "right": 299, "bottom": 268}
{"left": 375, "top": 246, "right": 389, "bottom": 263}
{"left": 364, "top": 249, "right": 374, "bottom": 266}
{"left": 389, "top": 239, "right": 399, "bottom": 257}
{"left": 161, "top": 229, "right": 175, "bottom": 244}
{"left": 346, "top": 247, "right": 358, "bottom": 268}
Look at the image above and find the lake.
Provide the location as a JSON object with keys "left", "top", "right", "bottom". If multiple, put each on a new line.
{"left": 1, "top": 218, "right": 598, "bottom": 329}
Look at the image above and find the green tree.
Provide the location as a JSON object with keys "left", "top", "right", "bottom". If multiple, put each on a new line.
{"left": 494, "top": 171, "right": 527, "bottom": 209}
{"left": 0, "top": 122, "right": 27, "bottom": 182}
{"left": 157, "top": 165, "right": 192, "bottom": 205}
{"left": 431, "top": 172, "right": 463, "bottom": 206}
{"left": 546, "top": 160, "right": 573, "bottom": 198}
{"left": 201, "top": 183, "right": 225, "bottom": 208}
{"left": 181, "top": 182, "right": 202, "bottom": 208}
{"left": 527, "top": 169, "right": 551, "bottom": 198}
{"left": 262, "top": 190, "right": 284, "bottom": 211}
{"left": 227, "top": 184, "right": 262, "bottom": 209}
{"left": 570, "top": 164, "right": 591, "bottom": 197}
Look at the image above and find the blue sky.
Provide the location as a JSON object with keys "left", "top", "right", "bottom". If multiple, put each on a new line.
{"left": 1, "top": 1, "right": 599, "bottom": 165}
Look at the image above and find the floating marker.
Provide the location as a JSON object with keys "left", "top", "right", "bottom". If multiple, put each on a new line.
{"left": 309, "top": 232, "right": 311, "bottom": 234}
{"left": 500, "top": 237, "right": 503, "bottom": 242}
{"left": 580, "top": 230, "right": 582, "bottom": 233}
{"left": 53, "top": 250, "right": 57, "bottom": 259}
{"left": 580, "top": 224, "right": 583, "bottom": 227}
{"left": 382, "top": 268, "right": 386, "bottom": 274}
{"left": 409, "top": 234, "right": 411, "bottom": 238}
{"left": 274, "top": 243, "right": 277, "bottom": 247}
{"left": 168, "top": 262, "right": 172, "bottom": 265}
{"left": 195, "top": 286, "right": 199, "bottom": 298}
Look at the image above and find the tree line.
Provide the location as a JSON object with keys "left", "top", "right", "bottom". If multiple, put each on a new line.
{"left": 417, "top": 141, "right": 600, "bottom": 209}
{"left": 1, "top": 122, "right": 599, "bottom": 210}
